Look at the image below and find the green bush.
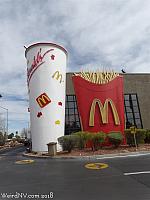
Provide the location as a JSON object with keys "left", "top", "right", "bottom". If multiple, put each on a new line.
{"left": 17, "top": 138, "right": 25, "bottom": 143}
{"left": 0, "top": 132, "right": 5, "bottom": 146}
{"left": 72, "top": 131, "right": 91, "bottom": 149}
{"left": 58, "top": 135, "right": 78, "bottom": 153}
{"left": 89, "top": 132, "right": 106, "bottom": 151}
{"left": 107, "top": 132, "right": 123, "bottom": 148}
{"left": 144, "top": 129, "right": 150, "bottom": 143}
{"left": 125, "top": 129, "right": 146, "bottom": 146}
{"left": 8, "top": 133, "right": 14, "bottom": 139}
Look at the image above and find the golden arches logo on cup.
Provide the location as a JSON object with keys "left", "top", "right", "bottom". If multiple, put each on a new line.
{"left": 52, "top": 71, "right": 63, "bottom": 83}
{"left": 36, "top": 93, "right": 51, "bottom": 108}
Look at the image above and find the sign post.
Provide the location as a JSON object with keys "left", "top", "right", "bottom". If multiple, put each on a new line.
{"left": 130, "top": 126, "right": 138, "bottom": 151}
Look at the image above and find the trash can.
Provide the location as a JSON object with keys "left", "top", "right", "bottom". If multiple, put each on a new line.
{"left": 47, "top": 142, "right": 57, "bottom": 156}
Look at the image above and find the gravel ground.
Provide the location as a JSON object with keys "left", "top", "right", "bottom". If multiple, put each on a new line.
{"left": 26, "top": 144, "right": 150, "bottom": 157}
{"left": 55, "top": 144, "right": 150, "bottom": 157}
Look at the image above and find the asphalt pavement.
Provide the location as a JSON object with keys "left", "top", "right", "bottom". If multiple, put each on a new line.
{"left": 0, "top": 147, "right": 150, "bottom": 200}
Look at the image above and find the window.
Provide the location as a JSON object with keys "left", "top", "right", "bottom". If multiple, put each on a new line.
{"left": 65, "top": 95, "right": 81, "bottom": 135}
{"left": 65, "top": 93, "right": 143, "bottom": 135}
{"left": 124, "top": 94, "right": 143, "bottom": 128}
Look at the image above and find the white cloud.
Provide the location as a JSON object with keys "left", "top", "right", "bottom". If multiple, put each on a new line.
{"left": 1, "top": 0, "right": 150, "bottom": 132}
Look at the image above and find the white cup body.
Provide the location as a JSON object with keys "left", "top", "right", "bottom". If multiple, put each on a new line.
{"left": 25, "top": 43, "right": 67, "bottom": 152}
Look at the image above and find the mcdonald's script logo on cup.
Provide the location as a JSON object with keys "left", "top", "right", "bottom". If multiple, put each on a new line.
{"left": 52, "top": 71, "right": 63, "bottom": 83}
{"left": 36, "top": 93, "right": 51, "bottom": 108}
{"left": 89, "top": 98, "right": 120, "bottom": 126}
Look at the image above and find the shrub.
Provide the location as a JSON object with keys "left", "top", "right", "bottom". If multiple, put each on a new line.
{"left": 89, "top": 132, "right": 106, "bottom": 151}
{"left": 125, "top": 129, "right": 146, "bottom": 146}
{"left": 0, "top": 132, "right": 5, "bottom": 146}
{"left": 8, "top": 133, "right": 14, "bottom": 139}
{"left": 32, "top": 151, "right": 37, "bottom": 155}
{"left": 72, "top": 131, "right": 90, "bottom": 149}
{"left": 144, "top": 129, "right": 150, "bottom": 143}
{"left": 58, "top": 135, "right": 78, "bottom": 153}
{"left": 107, "top": 132, "right": 123, "bottom": 148}
{"left": 17, "top": 138, "right": 25, "bottom": 143}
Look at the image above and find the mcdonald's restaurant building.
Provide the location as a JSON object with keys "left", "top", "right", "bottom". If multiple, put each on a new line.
{"left": 65, "top": 73, "right": 150, "bottom": 135}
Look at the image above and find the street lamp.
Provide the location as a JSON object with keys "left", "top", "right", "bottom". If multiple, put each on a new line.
{"left": 0, "top": 106, "right": 8, "bottom": 136}
{"left": 0, "top": 95, "right": 8, "bottom": 135}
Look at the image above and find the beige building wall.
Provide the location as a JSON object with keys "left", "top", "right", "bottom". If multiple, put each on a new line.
{"left": 124, "top": 73, "right": 150, "bottom": 129}
{"left": 66, "top": 73, "right": 150, "bottom": 129}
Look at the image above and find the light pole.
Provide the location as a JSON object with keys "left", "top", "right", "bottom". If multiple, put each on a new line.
{"left": 0, "top": 106, "right": 8, "bottom": 136}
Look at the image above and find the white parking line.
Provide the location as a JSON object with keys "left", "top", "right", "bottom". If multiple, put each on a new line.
{"left": 96, "top": 152, "right": 150, "bottom": 160}
{"left": 124, "top": 171, "right": 150, "bottom": 176}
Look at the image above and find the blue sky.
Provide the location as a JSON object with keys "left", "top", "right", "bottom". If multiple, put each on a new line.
{"left": 1, "top": 0, "right": 150, "bottom": 133}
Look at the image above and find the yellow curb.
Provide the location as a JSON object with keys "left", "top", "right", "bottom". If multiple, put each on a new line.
{"left": 15, "top": 160, "right": 35, "bottom": 164}
{"left": 85, "top": 163, "right": 108, "bottom": 170}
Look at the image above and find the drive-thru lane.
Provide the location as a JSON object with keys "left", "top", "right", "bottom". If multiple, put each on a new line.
{"left": 0, "top": 148, "right": 150, "bottom": 200}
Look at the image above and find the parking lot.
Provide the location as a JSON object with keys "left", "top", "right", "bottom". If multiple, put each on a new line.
{"left": 0, "top": 147, "right": 150, "bottom": 200}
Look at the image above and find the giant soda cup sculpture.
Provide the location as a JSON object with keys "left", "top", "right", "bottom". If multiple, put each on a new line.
{"left": 25, "top": 43, "right": 67, "bottom": 152}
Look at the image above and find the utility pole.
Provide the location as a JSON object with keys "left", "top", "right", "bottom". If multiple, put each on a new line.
{"left": 0, "top": 95, "right": 8, "bottom": 136}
